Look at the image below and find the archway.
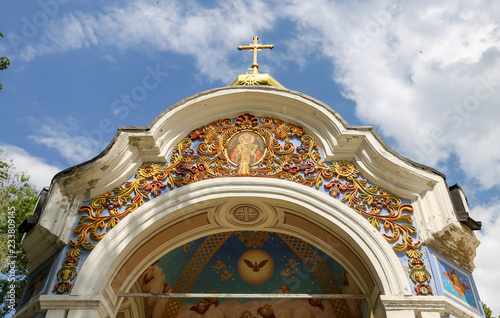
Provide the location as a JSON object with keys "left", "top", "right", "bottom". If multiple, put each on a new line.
{"left": 71, "top": 178, "right": 411, "bottom": 317}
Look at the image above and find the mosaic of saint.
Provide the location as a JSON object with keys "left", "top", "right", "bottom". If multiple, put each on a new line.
{"left": 227, "top": 131, "right": 266, "bottom": 175}
{"left": 433, "top": 254, "right": 480, "bottom": 311}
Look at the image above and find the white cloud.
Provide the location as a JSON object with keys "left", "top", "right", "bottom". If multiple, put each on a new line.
{"left": 282, "top": 3, "right": 500, "bottom": 310}
{"left": 284, "top": 0, "right": 500, "bottom": 191}
{"left": 13, "top": 0, "right": 276, "bottom": 83}
{"left": 470, "top": 202, "right": 500, "bottom": 314}
{"left": 28, "top": 116, "right": 103, "bottom": 165}
{"left": 10, "top": 1, "right": 500, "bottom": 190}
{"left": 0, "top": 144, "right": 61, "bottom": 190}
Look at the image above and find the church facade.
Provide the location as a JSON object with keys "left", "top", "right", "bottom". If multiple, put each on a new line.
{"left": 15, "top": 39, "right": 484, "bottom": 318}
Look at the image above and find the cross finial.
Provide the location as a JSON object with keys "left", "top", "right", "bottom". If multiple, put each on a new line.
{"left": 238, "top": 36, "right": 274, "bottom": 75}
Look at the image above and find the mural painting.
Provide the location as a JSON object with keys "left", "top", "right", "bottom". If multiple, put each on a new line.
{"left": 433, "top": 253, "right": 480, "bottom": 312}
{"left": 227, "top": 131, "right": 266, "bottom": 175}
{"left": 17, "top": 258, "right": 55, "bottom": 308}
{"left": 136, "top": 231, "right": 365, "bottom": 318}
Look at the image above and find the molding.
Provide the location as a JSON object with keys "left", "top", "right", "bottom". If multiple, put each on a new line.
{"left": 21, "top": 224, "right": 65, "bottom": 272}
{"left": 380, "top": 295, "right": 483, "bottom": 318}
{"left": 12, "top": 295, "right": 112, "bottom": 318}
{"left": 425, "top": 223, "right": 480, "bottom": 271}
{"left": 116, "top": 282, "right": 145, "bottom": 318}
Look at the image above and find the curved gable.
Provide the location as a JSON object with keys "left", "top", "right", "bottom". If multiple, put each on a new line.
{"left": 19, "top": 86, "right": 482, "bottom": 318}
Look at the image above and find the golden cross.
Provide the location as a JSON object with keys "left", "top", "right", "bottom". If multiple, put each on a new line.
{"left": 238, "top": 35, "right": 274, "bottom": 74}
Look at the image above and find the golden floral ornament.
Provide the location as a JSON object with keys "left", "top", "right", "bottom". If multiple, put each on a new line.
{"left": 332, "top": 161, "right": 358, "bottom": 178}
{"left": 235, "top": 231, "right": 270, "bottom": 248}
{"left": 408, "top": 249, "right": 433, "bottom": 295}
{"left": 53, "top": 162, "right": 171, "bottom": 294}
{"left": 236, "top": 113, "right": 259, "bottom": 129}
{"left": 139, "top": 163, "right": 161, "bottom": 179}
{"left": 54, "top": 113, "right": 429, "bottom": 295}
{"left": 53, "top": 253, "right": 79, "bottom": 294}
{"left": 189, "top": 128, "right": 203, "bottom": 140}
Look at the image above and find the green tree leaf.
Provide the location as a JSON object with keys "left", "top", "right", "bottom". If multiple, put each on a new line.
{"left": 0, "top": 32, "right": 10, "bottom": 92}
{"left": 0, "top": 149, "right": 38, "bottom": 317}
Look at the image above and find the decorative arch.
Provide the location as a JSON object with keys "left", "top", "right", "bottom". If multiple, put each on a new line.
{"left": 53, "top": 113, "right": 433, "bottom": 300}
{"left": 16, "top": 83, "right": 484, "bottom": 318}
{"left": 68, "top": 179, "right": 413, "bottom": 317}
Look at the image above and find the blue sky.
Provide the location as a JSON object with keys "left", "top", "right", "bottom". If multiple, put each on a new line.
{"left": 1, "top": 0, "right": 499, "bottom": 314}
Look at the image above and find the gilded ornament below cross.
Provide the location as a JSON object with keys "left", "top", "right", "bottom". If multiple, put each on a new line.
{"left": 238, "top": 35, "right": 274, "bottom": 74}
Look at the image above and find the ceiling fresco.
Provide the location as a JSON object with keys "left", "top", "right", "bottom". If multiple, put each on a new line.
{"left": 135, "top": 231, "right": 365, "bottom": 318}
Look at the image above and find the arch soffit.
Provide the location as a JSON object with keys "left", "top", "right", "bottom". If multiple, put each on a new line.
{"left": 72, "top": 178, "right": 411, "bottom": 303}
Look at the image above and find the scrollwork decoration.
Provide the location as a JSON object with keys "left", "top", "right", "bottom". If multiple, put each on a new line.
{"left": 54, "top": 113, "right": 430, "bottom": 295}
